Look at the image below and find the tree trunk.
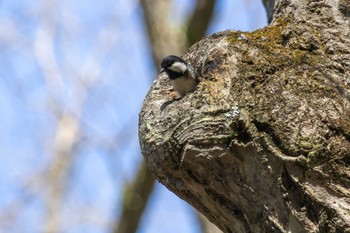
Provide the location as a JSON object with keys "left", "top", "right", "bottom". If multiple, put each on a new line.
{"left": 139, "top": 0, "right": 350, "bottom": 232}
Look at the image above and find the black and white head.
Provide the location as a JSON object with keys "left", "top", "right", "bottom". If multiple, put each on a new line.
{"left": 160, "top": 55, "right": 201, "bottom": 96}
{"left": 160, "top": 55, "right": 188, "bottom": 80}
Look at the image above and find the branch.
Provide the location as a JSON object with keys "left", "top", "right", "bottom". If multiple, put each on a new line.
{"left": 44, "top": 115, "right": 79, "bottom": 233}
{"left": 197, "top": 212, "right": 222, "bottom": 233}
{"left": 112, "top": 1, "right": 180, "bottom": 232}
{"left": 33, "top": 3, "right": 79, "bottom": 232}
{"left": 114, "top": 163, "right": 155, "bottom": 233}
{"left": 186, "top": 0, "right": 216, "bottom": 46}
{"left": 140, "top": 1, "right": 350, "bottom": 232}
{"left": 34, "top": 1, "right": 120, "bottom": 231}
{"left": 261, "top": 0, "right": 275, "bottom": 23}
{"left": 139, "top": 0, "right": 184, "bottom": 65}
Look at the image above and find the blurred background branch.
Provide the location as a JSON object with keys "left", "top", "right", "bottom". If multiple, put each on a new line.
{"left": 114, "top": 163, "right": 154, "bottom": 233}
{"left": 186, "top": 0, "right": 216, "bottom": 46}
{"left": 139, "top": 0, "right": 184, "bottom": 65}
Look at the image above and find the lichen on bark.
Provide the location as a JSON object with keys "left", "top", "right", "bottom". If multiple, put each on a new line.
{"left": 139, "top": 0, "right": 350, "bottom": 232}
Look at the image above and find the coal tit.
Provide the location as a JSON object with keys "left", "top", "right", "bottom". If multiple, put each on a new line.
{"left": 160, "top": 55, "right": 201, "bottom": 97}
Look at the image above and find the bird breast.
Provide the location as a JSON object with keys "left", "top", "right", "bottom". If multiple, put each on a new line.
{"left": 171, "top": 76, "right": 197, "bottom": 96}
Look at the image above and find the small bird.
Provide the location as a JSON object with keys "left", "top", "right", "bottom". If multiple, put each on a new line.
{"left": 160, "top": 55, "right": 201, "bottom": 98}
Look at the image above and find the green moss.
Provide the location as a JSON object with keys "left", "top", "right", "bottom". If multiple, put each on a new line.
{"left": 300, "top": 140, "right": 314, "bottom": 150}
{"left": 225, "top": 18, "right": 329, "bottom": 98}
{"left": 248, "top": 19, "right": 289, "bottom": 45}
{"left": 307, "top": 149, "right": 328, "bottom": 166}
{"left": 226, "top": 18, "right": 289, "bottom": 47}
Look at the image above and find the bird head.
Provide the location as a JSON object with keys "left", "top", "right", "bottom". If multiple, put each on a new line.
{"left": 160, "top": 55, "right": 188, "bottom": 80}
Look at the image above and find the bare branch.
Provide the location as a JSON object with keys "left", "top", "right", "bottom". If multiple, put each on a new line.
{"left": 186, "top": 0, "right": 216, "bottom": 47}
{"left": 33, "top": 1, "right": 122, "bottom": 232}
{"left": 112, "top": 1, "right": 185, "bottom": 232}
{"left": 113, "top": 163, "right": 155, "bottom": 233}
{"left": 139, "top": 0, "right": 185, "bottom": 65}
{"left": 197, "top": 212, "right": 222, "bottom": 233}
{"left": 45, "top": 114, "right": 80, "bottom": 233}
{"left": 261, "top": 0, "right": 275, "bottom": 23}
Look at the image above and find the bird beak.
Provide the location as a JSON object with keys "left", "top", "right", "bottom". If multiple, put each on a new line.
{"left": 160, "top": 68, "right": 165, "bottom": 74}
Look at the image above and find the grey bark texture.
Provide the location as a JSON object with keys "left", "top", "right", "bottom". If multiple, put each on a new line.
{"left": 139, "top": 0, "right": 350, "bottom": 232}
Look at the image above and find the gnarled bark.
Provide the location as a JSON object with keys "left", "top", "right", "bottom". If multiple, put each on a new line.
{"left": 139, "top": 0, "right": 350, "bottom": 232}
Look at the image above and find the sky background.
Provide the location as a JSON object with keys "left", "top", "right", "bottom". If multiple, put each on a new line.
{"left": 0, "top": 0, "right": 267, "bottom": 232}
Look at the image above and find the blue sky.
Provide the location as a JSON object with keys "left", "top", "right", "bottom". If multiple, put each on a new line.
{"left": 0, "top": 0, "right": 266, "bottom": 232}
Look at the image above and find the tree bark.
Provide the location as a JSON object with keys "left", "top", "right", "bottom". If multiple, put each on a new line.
{"left": 139, "top": 0, "right": 350, "bottom": 232}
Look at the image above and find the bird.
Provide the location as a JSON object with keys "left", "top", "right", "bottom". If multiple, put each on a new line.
{"left": 160, "top": 55, "right": 201, "bottom": 98}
